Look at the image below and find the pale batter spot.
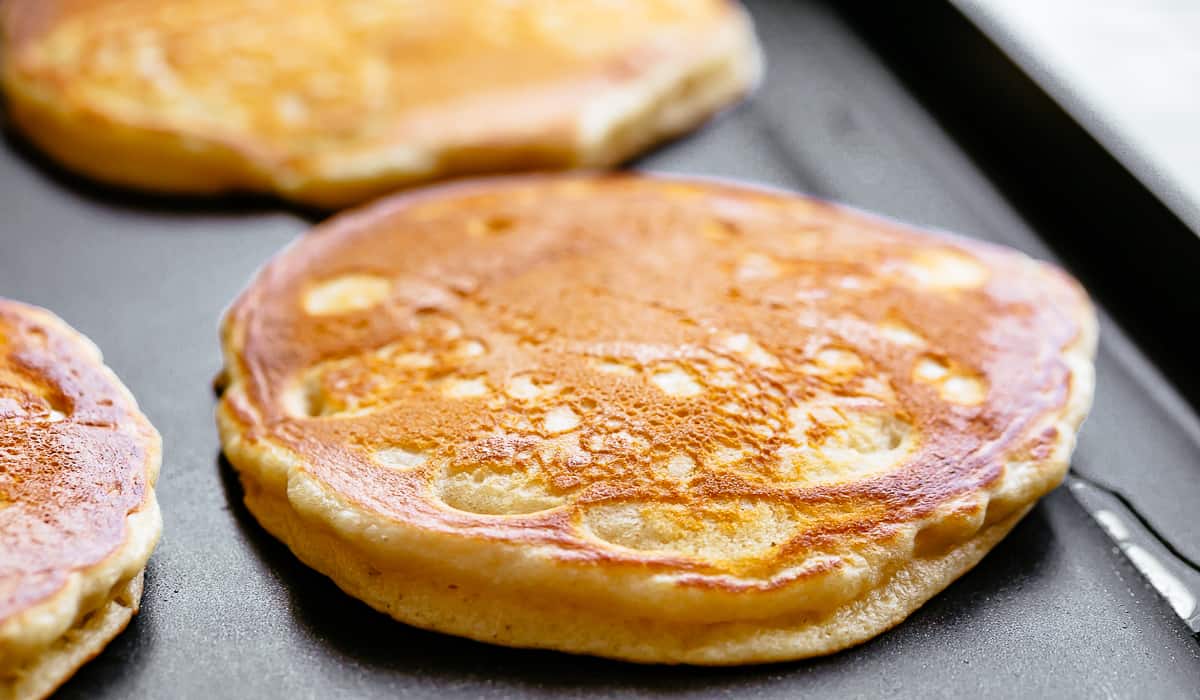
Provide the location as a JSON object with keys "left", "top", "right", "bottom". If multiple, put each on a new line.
{"left": 414, "top": 312, "right": 463, "bottom": 341}
{"left": 907, "top": 249, "right": 988, "bottom": 290}
{"left": 940, "top": 374, "right": 988, "bottom": 405}
{"left": 651, "top": 365, "right": 703, "bottom": 397}
{"left": 878, "top": 319, "right": 925, "bottom": 347}
{"left": 815, "top": 347, "right": 863, "bottom": 374}
{"left": 779, "top": 401, "right": 913, "bottom": 483}
{"left": 390, "top": 351, "right": 436, "bottom": 369}
{"left": 719, "top": 333, "right": 778, "bottom": 367}
{"left": 709, "top": 446, "right": 746, "bottom": 467}
{"left": 856, "top": 375, "right": 897, "bottom": 402}
{"left": 913, "top": 356, "right": 950, "bottom": 383}
{"left": 303, "top": 274, "right": 391, "bottom": 315}
{"left": 735, "top": 253, "right": 781, "bottom": 281}
{"left": 706, "top": 370, "right": 738, "bottom": 389}
{"left": 581, "top": 499, "right": 802, "bottom": 561}
{"left": 442, "top": 376, "right": 489, "bottom": 399}
{"left": 655, "top": 454, "right": 695, "bottom": 481}
{"left": 438, "top": 462, "right": 565, "bottom": 515}
{"left": 450, "top": 339, "right": 486, "bottom": 360}
{"left": 592, "top": 358, "right": 638, "bottom": 376}
{"left": 374, "top": 446, "right": 428, "bottom": 470}
{"left": 285, "top": 372, "right": 326, "bottom": 417}
{"left": 913, "top": 356, "right": 987, "bottom": 405}
{"left": 506, "top": 374, "right": 557, "bottom": 400}
{"left": 543, "top": 405, "right": 580, "bottom": 434}
{"left": 536, "top": 432, "right": 589, "bottom": 467}
{"left": 275, "top": 93, "right": 309, "bottom": 125}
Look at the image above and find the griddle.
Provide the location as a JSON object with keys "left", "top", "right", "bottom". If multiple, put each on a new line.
{"left": 2, "top": 1, "right": 1198, "bottom": 697}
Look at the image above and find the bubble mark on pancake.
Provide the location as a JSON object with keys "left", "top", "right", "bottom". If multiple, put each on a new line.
{"left": 591, "top": 358, "right": 638, "bottom": 376}
{"left": 506, "top": 374, "right": 558, "bottom": 400}
{"left": 436, "top": 434, "right": 569, "bottom": 515}
{"left": 442, "top": 376, "right": 490, "bottom": 399}
{"left": 284, "top": 372, "right": 325, "bottom": 418}
{"left": 542, "top": 406, "right": 580, "bottom": 435}
{"left": 877, "top": 318, "right": 926, "bottom": 347}
{"left": 913, "top": 356, "right": 950, "bottom": 383}
{"left": 777, "top": 401, "right": 913, "bottom": 483}
{"left": 581, "top": 499, "right": 803, "bottom": 561}
{"left": 811, "top": 347, "right": 864, "bottom": 381}
{"left": 374, "top": 446, "right": 429, "bottom": 471}
{"left": 450, "top": 339, "right": 487, "bottom": 361}
{"left": 941, "top": 374, "right": 988, "bottom": 405}
{"left": 304, "top": 274, "right": 392, "bottom": 315}
{"left": 718, "top": 333, "right": 778, "bottom": 367}
{"left": 913, "top": 355, "right": 988, "bottom": 406}
{"left": 905, "top": 249, "right": 988, "bottom": 290}
{"left": 650, "top": 364, "right": 703, "bottom": 397}
{"left": 653, "top": 454, "right": 696, "bottom": 483}
{"left": 734, "top": 253, "right": 781, "bottom": 281}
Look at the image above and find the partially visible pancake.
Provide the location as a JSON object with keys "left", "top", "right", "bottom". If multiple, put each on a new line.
{"left": 217, "top": 174, "right": 1097, "bottom": 664}
{"left": 0, "top": 300, "right": 161, "bottom": 700}
{"left": 1, "top": 0, "right": 761, "bottom": 208}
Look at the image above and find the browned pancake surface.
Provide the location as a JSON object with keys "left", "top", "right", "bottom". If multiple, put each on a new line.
{"left": 221, "top": 175, "right": 1090, "bottom": 589}
{"left": 0, "top": 301, "right": 155, "bottom": 624}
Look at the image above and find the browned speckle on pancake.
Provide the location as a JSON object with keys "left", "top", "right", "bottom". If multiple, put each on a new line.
{"left": 219, "top": 174, "right": 1093, "bottom": 595}
{"left": 0, "top": 301, "right": 157, "bottom": 627}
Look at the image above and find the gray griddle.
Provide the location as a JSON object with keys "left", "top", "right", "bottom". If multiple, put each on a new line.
{"left": 2, "top": 1, "right": 1198, "bottom": 697}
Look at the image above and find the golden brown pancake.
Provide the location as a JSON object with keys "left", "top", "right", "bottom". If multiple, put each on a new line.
{"left": 217, "top": 174, "right": 1096, "bottom": 664}
{"left": 1, "top": 0, "right": 761, "bottom": 208}
{"left": 0, "top": 300, "right": 161, "bottom": 700}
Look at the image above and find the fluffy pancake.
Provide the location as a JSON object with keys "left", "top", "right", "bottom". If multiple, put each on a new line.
{"left": 216, "top": 174, "right": 1096, "bottom": 664}
{"left": 1, "top": 300, "right": 161, "bottom": 699}
{"left": 1, "top": 0, "right": 761, "bottom": 208}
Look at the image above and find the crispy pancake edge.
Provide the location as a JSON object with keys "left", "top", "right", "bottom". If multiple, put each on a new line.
{"left": 1, "top": 1, "right": 762, "bottom": 207}
{"left": 216, "top": 174, "right": 1097, "bottom": 660}
{"left": 243, "top": 478, "right": 1033, "bottom": 664}
{"left": 0, "top": 301, "right": 161, "bottom": 678}
{"left": 1, "top": 574, "right": 146, "bottom": 700}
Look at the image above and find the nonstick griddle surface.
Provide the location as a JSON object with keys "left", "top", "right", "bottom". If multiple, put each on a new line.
{"left": 2, "top": 1, "right": 1198, "bottom": 697}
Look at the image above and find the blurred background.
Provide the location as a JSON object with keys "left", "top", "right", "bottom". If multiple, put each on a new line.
{"left": 958, "top": 0, "right": 1200, "bottom": 230}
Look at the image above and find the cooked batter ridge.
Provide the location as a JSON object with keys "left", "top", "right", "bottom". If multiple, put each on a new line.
{"left": 217, "top": 174, "right": 1096, "bottom": 664}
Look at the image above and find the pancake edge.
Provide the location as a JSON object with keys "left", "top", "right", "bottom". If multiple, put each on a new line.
{"left": 240, "top": 470, "right": 1032, "bottom": 664}
{"left": 0, "top": 2, "right": 762, "bottom": 208}
{"left": 0, "top": 573, "right": 146, "bottom": 700}
{"left": 0, "top": 303, "right": 162, "bottom": 679}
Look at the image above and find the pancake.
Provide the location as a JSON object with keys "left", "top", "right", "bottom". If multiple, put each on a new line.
{"left": 216, "top": 174, "right": 1097, "bottom": 664}
{"left": 0, "top": 301, "right": 161, "bottom": 699}
{"left": 1, "top": 0, "right": 761, "bottom": 208}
